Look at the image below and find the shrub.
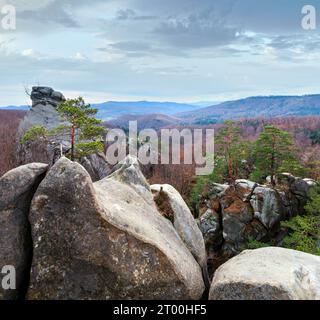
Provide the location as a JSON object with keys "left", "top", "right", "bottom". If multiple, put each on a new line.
{"left": 188, "top": 176, "right": 208, "bottom": 216}
{"left": 281, "top": 185, "right": 320, "bottom": 256}
{"left": 281, "top": 216, "right": 320, "bottom": 256}
{"left": 245, "top": 238, "right": 271, "bottom": 250}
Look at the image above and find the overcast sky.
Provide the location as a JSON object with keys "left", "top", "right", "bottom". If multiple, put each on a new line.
{"left": 0, "top": 0, "right": 320, "bottom": 105}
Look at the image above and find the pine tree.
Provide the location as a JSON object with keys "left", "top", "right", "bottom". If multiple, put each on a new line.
{"left": 251, "top": 125, "right": 296, "bottom": 185}
{"left": 215, "top": 121, "right": 242, "bottom": 182}
{"left": 22, "top": 97, "right": 106, "bottom": 161}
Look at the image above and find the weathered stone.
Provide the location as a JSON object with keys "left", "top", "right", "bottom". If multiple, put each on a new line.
{"left": 19, "top": 87, "right": 66, "bottom": 133}
{"left": 278, "top": 190, "right": 300, "bottom": 219}
{"left": 0, "top": 163, "right": 48, "bottom": 300}
{"left": 218, "top": 186, "right": 254, "bottom": 251}
{"left": 17, "top": 86, "right": 110, "bottom": 182}
{"left": 27, "top": 157, "right": 204, "bottom": 300}
{"left": 151, "top": 184, "right": 207, "bottom": 269}
{"left": 304, "top": 178, "right": 318, "bottom": 187}
{"left": 209, "top": 247, "right": 320, "bottom": 300}
{"left": 79, "top": 152, "right": 110, "bottom": 182}
{"left": 109, "top": 155, "right": 154, "bottom": 206}
{"left": 199, "top": 209, "right": 223, "bottom": 250}
{"left": 242, "top": 219, "right": 268, "bottom": 241}
{"left": 277, "top": 173, "right": 317, "bottom": 211}
{"left": 250, "top": 187, "right": 284, "bottom": 229}
{"left": 208, "top": 183, "right": 229, "bottom": 197}
{"left": 199, "top": 175, "right": 317, "bottom": 274}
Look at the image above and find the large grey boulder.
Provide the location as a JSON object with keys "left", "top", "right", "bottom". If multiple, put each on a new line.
{"left": 0, "top": 163, "right": 48, "bottom": 300}
{"left": 199, "top": 176, "right": 317, "bottom": 275}
{"left": 150, "top": 184, "right": 207, "bottom": 273}
{"left": 27, "top": 157, "right": 204, "bottom": 300}
{"left": 209, "top": 247, "right": 320, "bottom": 300}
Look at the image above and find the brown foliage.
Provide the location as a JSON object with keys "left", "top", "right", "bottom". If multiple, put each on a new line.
{"left": 147, "top": 116, "right": 320, "bottom": 198}
{"left": 148, "top": 164, "right": 196, "bottom": 200}
{"left": 153, "top": 188, "right": 175, "bottom": 223}
{"left": 0, "top": 110, "right": 26, "bottom": 176}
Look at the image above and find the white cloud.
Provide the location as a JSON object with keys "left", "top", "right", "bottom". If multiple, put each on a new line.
{"left": 73, "top": 52, "right": 87, "bottom": 60}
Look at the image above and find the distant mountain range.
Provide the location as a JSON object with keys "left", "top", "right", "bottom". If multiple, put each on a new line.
{"left": 2, "top": 95, "right": 320, "bottom": 124}
{"left": 177, "top": 94, "right": 320, "bottom": 123}
{"left": 0, "top": 101, "right": 201, "bottom": 121}
{"left": 0, "top": 105, "right": 30, "bottom": 111}
{"left": 92, "top": 101, "right": 201, "bottom": 120}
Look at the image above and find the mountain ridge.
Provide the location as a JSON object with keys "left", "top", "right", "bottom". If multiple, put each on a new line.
{"left": 177, "top": 94, "right": 320, "bottom": 123}
{"left": 2, "top": 94, "right": 320, "bottom": 122}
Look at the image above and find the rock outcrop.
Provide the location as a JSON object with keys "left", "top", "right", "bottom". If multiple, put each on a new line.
{"left": 0, "top": 163, "right": 48, "bottom": 299}
{"left": 199, "top": 176, "right": 317, "bottom": 269}
{"left": 16, "top": 87, "right": 67, "bottom": 166}
{"left": 27, "top": 156, "right": 204, "bottom": 300}
{"left": 209, "top": 247, "right": 320, "bottom": 300}
{"left": 19, "top": 87, "right": 66, "bottom": 133}
{"left": 16, "top": 86, "right": 110, "bottom": 181}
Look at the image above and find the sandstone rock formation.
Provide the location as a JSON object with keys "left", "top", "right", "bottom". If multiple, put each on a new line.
{"left": 199, "top": 176, "right": 317, "bottom": 265}
{"left": 16, "top": 86, "right": 110, "bottom": 181}
{"left": 16, "top": 87, "right": 67, "bottom": 166}
{"left": 27, "top": 156, "right": 205, "bottom": 300}
{"left": 1, "top": 155, "right": 319, "bottom": 300}
{"left": 0, "top": 163, "right": 48, "bottom": 299}
{"left": 19, "top": 87, "right": 66, "bottom": 133}
{"left": 209, "top": 247, "right": 320, "bottom": 300}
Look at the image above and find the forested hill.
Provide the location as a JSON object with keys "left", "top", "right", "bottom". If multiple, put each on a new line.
{"left": 177, "top": 95, "right": 320, "bottom": 123}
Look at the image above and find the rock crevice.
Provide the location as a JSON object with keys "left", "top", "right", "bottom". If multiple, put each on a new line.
{"left": 0, "top": 163, "right": 48, "bottom": 299}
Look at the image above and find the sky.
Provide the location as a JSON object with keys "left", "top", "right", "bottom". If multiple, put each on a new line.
{"left": 0, "top": 0, "right": 320, "bottom": 105}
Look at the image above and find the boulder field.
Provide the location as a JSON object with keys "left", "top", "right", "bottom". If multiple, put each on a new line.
{"left": 0, "top": 156, "right": 319, "bottom": 300}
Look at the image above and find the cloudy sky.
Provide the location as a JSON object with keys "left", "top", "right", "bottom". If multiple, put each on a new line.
{"left": 0, "top": 0, "right": 320, "bottom": 105}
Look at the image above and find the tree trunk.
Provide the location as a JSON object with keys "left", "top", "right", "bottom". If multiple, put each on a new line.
{"left": 71, "top": 125, "right": 75, "bottom": 161}
{"left": 270, "top": 154, "right": 275, "bottom": 187}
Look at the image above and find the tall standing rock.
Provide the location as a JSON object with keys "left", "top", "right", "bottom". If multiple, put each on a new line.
{"left": 27, "top": 157, "right": 204, "bottom": 300}
{"left": 0, "top": 163, "right": 48, "bottom": 300}
{"left": 19, "top": 87, "right": 66, "bottom": 133}
{"left": 16, "top": 87, "right": 67, "bottom": 166}
{"left": 16, "top": 86, "right": 110, "bottom": 181}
